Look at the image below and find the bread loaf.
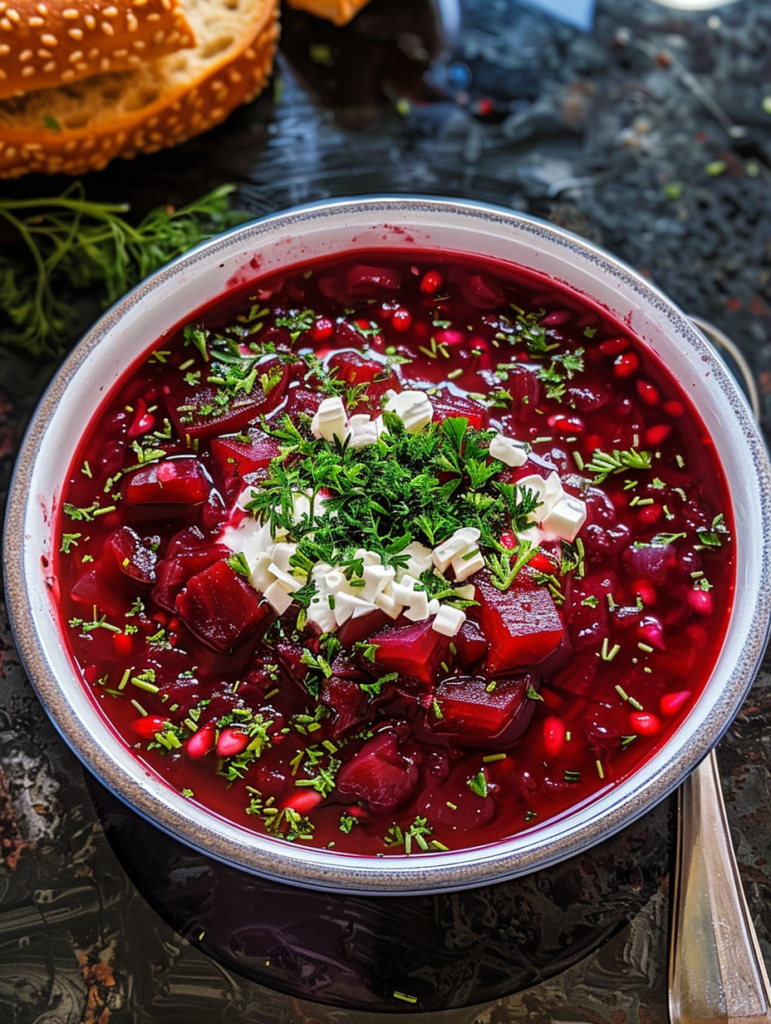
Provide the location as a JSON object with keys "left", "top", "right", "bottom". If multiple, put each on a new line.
{"left": 284, "top": 0, "right": 372, "bottom": 26}
{"left": 0, "top": 1, "right": 196, "bottom": 101}
{"left": 0, "top": 0, "right": 278, "bottom": 178}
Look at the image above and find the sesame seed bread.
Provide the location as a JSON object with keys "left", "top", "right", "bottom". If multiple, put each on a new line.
{"left": 0, "top": 0, "right": 279, "bottom": 177}
{"left": 0, "top": 1, "right": 196, "bottom": 101}
{"left": 284, "top": 0, "right": 371, "bottom": 25}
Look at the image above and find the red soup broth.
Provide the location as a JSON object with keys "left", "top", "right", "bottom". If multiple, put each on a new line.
{"left": 55, "top": 249, "right": 734, "bottom": 855}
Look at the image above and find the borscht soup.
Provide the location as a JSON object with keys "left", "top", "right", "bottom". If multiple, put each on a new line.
{"left": 55, "top": 249, "right": 734, "bottom": 856}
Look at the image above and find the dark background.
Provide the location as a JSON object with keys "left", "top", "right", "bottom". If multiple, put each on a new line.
{"left": 2, "top": 0, "right": 771, "bottom": 1020}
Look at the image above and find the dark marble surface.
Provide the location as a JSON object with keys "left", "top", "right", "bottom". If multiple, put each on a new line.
{"left": 3, "top": 0, "right": 771, "bottom": 1020}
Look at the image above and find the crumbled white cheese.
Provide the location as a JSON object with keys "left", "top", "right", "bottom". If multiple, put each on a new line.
{"left": 385, "top": 389, "right": 433, "bottom": 433}
{"left": 541, "top": 495, "right": 588, "bottom": 543}
{"left": 452, "top": 547, "right": 485, "bottom": 582}
{"left": 432, "top": 604, "right": 467, "bottom": 637}
{"left": 489, "top": 432, "right": 528, "bottom": 467}
{"left": 264, "top": 580, "right": 294, "bottom": 615}
{"left": 432, "top": 527, "right": 481, "bottom": 573}
{"left": 311, "top": 396, "right": 348, "bottom": 443}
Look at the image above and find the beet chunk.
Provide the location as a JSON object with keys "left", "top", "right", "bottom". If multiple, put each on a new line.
{"left": 431, "top": 673, "right": 535, "bottom": 746}
{"left": 454, "top": 619, "right": 489, "bottom": 670}
{"left": 176, "top": 560, "right": 269, "bottom": 651}
{"left": 152, "top": 543, "right": 230, "bottom": 612}
{"left": 209, "top": 431, "right": 280, "bottom": 501}
{"left": 320, "top": 676, "right": 370, "bottom": 739}
{"left": 346, "top": 264, "right": 401, "bottom": 297}
{"left": 475, "top": 572, "right": 563, "bottom": 674}
{"left": 123, "top": 457, "right": 210, "bottom": 506}
{"left": 336, "top": 731, "right": 418, "bottom": 812}
{"left": 107, "top": 526, "right": 157, "bottom": 585}
{"left": 369, "top": 619, "right": 451, "bottom": 687}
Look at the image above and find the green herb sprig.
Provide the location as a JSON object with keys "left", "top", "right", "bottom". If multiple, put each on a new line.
{"left": 0, "top": 183, "right": 249, "bottom": 359}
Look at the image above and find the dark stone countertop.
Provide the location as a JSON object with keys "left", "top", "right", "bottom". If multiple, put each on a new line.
{"left": 3, "top": 0, "right": 771, "bottom": 1021}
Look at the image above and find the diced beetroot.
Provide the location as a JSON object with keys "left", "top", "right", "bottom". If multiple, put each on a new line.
{"left": 336, "top": 609, "right": 390, "bottom": 649}
{"left": 551, "top": 655, "right": 597, "bottom": 697}
{"left": 431, "top": 673, "right": 534, "bottom": 746}
{"left": 123, "top": 457, "right": 210, "bottom": 506}
{"left": 167, "top": 362, "right": 291, "bottom": 442}
{"left": 454, "top": 269, "right": 504, "bottom": 310}
{"left": 346, "top": 264, "right": 401, "bottom": 297}
{"left": 336, "top": 731, "right": 418, "bottom": 812}
{"left": 280, "top": 386, "right": 321, "bottom": 419}
{"left": 432, "top": 400, "right": 487, "bottom": 431}
{"left": 70, "top": 567, "right": 127, "bottom": 616}
{"left": 152, "top": 544, "right": 229, "bottom": 612}
{"left": 369, "top": 619, "right": 451, "bottom": 687}
{"left": 209, "top": 431, "right": 280, "bottom": 501}
{"left": 176, "top": 560, "right": 270, "bottom": 651}
{"left": 454, "top": 619, "right": 489, "bottom": 669}
{"left": 107, "top": 526, "right": 157, "bottom": 585}
{"left": 327, "top": 351, "right": 388, "bottom": 386}
{"left": 320, "top": 676, "right": 370, "bottom": 738}
{"left": 623, "top": 541, "right": 676, "bottom": 584}
{"left": 475, "top": 572, "right": 563, "bottom": 674}
{"left": 564, "top": 572, "right": 613, "bottom": 651}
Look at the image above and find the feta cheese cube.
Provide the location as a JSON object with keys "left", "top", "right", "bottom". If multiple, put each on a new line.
{"left": 347, "top": 414, "right": 379, "bottom": 449}
{"left": 268, "top": 563, "right": 301, "bottom": 594}
{"left": 311, "top": 396, "right": 348, "bottom": 443}
{"left": 360, "top": 564, "right": 396, "bottom": 602}
{"left": 306, "top": 599, "right": 337, "bottom": 634}
{"left": 541, "top": 495, "right": 588, "bottom": 542}
{"left": 516, "top": 471, "right": 565, "bottom": 522}
{"left": 432, "top": 604, "right": 467, "bottom": 637}
{"left": 385, "top": 389, "right": 433, "bottom": 433}
{"left": 334, "top": 591, "right": 377, "bottom": 626}
{"left": 452, "top": 548, "right": 485, "bottom": 582}
{"left": 403, "top": 589, "right": 430, "bottom": 621}
{"left": 391, "top": 576, "right": 419, "bottom": 606}
{"left": 268, "top": 542, "right": 297, "bottom": 574}
{"left": 374, "top": 591, "right": 403, "bottom": 619}
{"left": 264, "top": 580, "right": 294, "bottom": 615}
{"left": 489, "top": 432, "right": 528, "bottom": 467}
{"left": 432, "top": 527, "right": 481, "bottom": 573}
{"left": 250, "top": 551, "right": 275, "bottom": 592}
{"left": 403, "top": 541, "right": 433, "bottom": 577}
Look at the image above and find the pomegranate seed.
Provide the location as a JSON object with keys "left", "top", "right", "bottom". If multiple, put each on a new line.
{"left": 688, "top": 589, "right": 713, "bottom": 615}
{"left": 659, "top": 690, "right": 691, "bottom": 716}
{"left": 614, "top": 352, "right": 639, "bottom": 378}
{"left": 638, "top": 616, "right": 665, "bottom": 649}
{"left": 499, "top": 531, "right": 516, "bottom": 549}
{"left": 113, "top": 631, "right": 134, "bottom": 656}
{"left": 186, "top": 724, "right": 215, "bottom": 758}
{"left": 529, "top": 552, "right": 555, "bottom": 573}
{"left": 391, "top": 307, "right": 412, "bottom": 331}
{"left": 663, "top": 400, "right": 684, "bottom": 417}
{"left": 630, "top": 710, "right": 661, "bottom": 736}
{"left": 636, "top": 380, "right": 660, "bottom": 405}
{"left": 637, "top": 504, "right": 661, "bottom": 526}
{"left": 133, "top": 715, "right": 169, "bottom": 739}
{"left": 541, "top": 310, "right": 572, "bottom": 326}
{"left": 310, "top": 317, "right": 334, "bottom": 343}
{"left": 599, "top": 337, "right": 630, "bottom": 356}
{"left": 420, "top": 270, "right": 443, "bottom": 295}
{"left": 645, "top": 424, "right": 671, "bottom": 446}
{"left": 547, "top": 413, "right": 584, "bottom": 434}
{"left": 585, "top": 433, "right": 602, "bottom": 454}
{"left": 543, "top": 715, "right": 566, "bottom": 758}
{"left": 284, "top": 789, "right": 324, "bottom": 814}
{"left": 634, "top": 580, "right": 657, "bottom": 606}
{"left": 83, "top": 665, "right": 99, "bottom": 685}
{"left": 216, "top": 727, "right": 250, "bottom": 758}
{"left": 128, "top": 399, "right": 155, "bottom": 438}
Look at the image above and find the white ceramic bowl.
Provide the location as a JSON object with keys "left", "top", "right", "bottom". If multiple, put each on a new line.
{"left": 6, "top": 196, "right": 771, "bottom": 894}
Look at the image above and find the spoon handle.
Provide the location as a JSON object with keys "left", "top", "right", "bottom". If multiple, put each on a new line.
{"left": 669, "top": 748, "right": 771, "bottom": 1024}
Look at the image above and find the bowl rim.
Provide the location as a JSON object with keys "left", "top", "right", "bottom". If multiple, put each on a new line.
{"left": 6, "top": 194, "right": 771, "bottom": 894}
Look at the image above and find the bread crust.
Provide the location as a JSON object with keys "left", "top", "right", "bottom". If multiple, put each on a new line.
{"left": 0, "top": 1, "right": 196, "bottom": 101}
{"left": 284, "top": 0, "right": 371, "bottom": 26}
{"left": 0, "top": 0, "right": 279, "bottom": 177}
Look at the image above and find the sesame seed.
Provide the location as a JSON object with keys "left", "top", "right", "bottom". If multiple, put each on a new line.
{"left": 42, "top": 60, "right": 55, "bottom": 72}
{"left": 20, "top": 65, "right": 34, "bottom": 76}
{"left": 40, "top": 32, "right": 57, "bottom": 45}
{"left": 101, "top": 21, "right": 114, "bottom": 35}
{"left": 18, "top": 47, "right": 31, "bottom": 59}
{"left": 83, "top": 14, "right": 95, "bottom": 28}
{"left": 67, "top": 28, "right": 83, "bottom": 39}
{"left": 28, "top": 16, "right": 43, "bottom": 26}
{"left": 62, "top": 7, "right": 79, "bottom": 18}
{"left": 7, "top": 9, "right": 20, "bottom": 23}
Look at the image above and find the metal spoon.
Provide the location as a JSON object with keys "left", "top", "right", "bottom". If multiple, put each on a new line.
{"left": 669, "top": 318, "right": 771, "bottom": 1024}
